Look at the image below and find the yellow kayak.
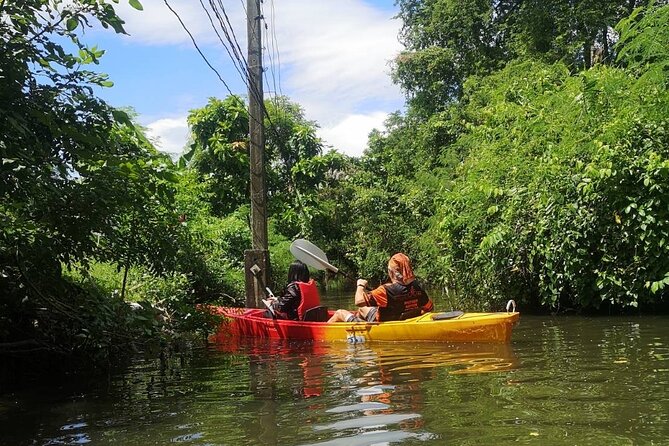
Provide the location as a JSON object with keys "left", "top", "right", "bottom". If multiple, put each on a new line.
{"left": 210, "top": 307, "right": 520, "bottom": 343}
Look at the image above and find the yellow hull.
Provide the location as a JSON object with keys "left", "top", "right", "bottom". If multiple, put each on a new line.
{"left": 322, "top": 312, "right": 520, "bottom": 343}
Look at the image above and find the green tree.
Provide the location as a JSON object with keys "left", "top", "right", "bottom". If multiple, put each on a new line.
{"left": 393, "top": 0, "right": 663, "bottom": 114}
{"left": 183, "top": 95, "right": 360, "bottom": 286}
{"left": 183, "top": 96, "right": 250, "bottom": 216}
{"left": 425, "top": 5, "right": 669, "bottom": 311}
{"left": 393, "top": 0, "right": 508, "bottom": 114}
{"left": 264, "top": 97, "right": 326, "bottom": 237}
{"left": 0, "top": 0, "right": 197, "bottom": 360}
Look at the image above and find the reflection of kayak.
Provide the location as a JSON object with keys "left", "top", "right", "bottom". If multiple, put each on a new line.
{"left": 209, "top": 307, "right": 520, "bottom": 343}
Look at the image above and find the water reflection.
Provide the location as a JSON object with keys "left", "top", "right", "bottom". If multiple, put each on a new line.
{"left": 4, "top": 316, "right": 669, "bottom": 445}
{"left": 211, "top": 338, "right": 518, "bottom": 445}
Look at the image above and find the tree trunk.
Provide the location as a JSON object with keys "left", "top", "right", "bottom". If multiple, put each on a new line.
{"left": 583, "top": 41, "right": 592, "bottom": 69}
{"left": 602, "top": 26, "right": 609, "bottom": 63}
{"left": 121, "top": 261, "right": 130, "bottom": 301}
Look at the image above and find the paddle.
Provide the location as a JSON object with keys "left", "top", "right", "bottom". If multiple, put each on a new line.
{"left": 290, "top": 239, "right": 372, "bottom": 296}
{"left": 290, "top": 239, "right": 342, "bottom": 276}
{"left": 250, "top": 264, "right": 277, "bottom": 318}
{"left": 261, "top": 288, "right": 277, "bottom": 318}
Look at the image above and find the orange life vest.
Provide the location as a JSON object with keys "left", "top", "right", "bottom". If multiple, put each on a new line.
{"left": 296, "top": 279, "right": 320, "bottom": 320}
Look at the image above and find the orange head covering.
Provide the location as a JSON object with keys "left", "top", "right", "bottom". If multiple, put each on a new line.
{"left": 387, "top": 253, "right": 415, "bottom": 285}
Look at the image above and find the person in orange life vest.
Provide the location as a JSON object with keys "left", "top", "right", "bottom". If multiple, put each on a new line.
{"left": 268, "top": 260, "right": 321, "bottom": 320}
{"left": 327, "top": 253, "right": 433, "bottom": 323}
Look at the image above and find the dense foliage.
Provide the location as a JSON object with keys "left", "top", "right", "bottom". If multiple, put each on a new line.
{"left": 356, "top": 2, "right": 669, "bottom": 311}
{"left": 183, "top": 95, "right": 356, "bottom": 287}
{"left": 1, "top": 0, "right": 169, "bottom": 363}
{"left": 393, "top": 0, "right": 665, "bottom": 114}
{"left": 429, "top": 57, "right": 669, "bottom": 310}
{"left": 0, "top": 0, "right": 223, "bottom": 371}
{"left": 3, "top": 0, "right": 669, "bottom": 378}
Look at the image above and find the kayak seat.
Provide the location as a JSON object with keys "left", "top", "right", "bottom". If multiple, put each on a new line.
{"left": 399, "top": 308, "right": 422, "bottom": 320}
{"left": 302, "top": 305, "right": 329, "bottom": 322}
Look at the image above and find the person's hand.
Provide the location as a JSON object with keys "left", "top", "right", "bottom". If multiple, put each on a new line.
{"left": 356, "top": 279, "right": 368, "bottom": 288}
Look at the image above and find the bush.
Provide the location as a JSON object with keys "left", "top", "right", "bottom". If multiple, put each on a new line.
{"left": 426, "top": 35, "right": 669, "bottom": 310}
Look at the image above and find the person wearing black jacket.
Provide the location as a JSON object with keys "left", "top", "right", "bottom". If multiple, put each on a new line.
{"left": 269, "top": 260, "right": 320, "bottom": 320}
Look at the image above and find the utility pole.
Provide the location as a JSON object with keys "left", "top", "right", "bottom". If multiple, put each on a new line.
{"left": 244, "top": 0, "right": 270, "bottom": 308}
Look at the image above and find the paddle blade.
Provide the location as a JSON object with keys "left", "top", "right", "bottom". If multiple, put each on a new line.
{"left": 290, "top": 239, "right": 339, "bottom": 274}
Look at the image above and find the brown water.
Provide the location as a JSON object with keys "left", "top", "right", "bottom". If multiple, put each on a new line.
{"left": 1, "top": 314, "right": 668, "bottom": 445}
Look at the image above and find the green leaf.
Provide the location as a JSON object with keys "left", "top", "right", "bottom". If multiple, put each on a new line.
{"left": 66, "top": 17, "right": 78, "bottom": 31}
{"left": 651, "top": 281, "right": 662, "bottom": 294}
{"left": 129, "top": 0, "right": 144, "bottom": 10}
{"left": 112, "top": 109, "right": 133, "bottom": 126}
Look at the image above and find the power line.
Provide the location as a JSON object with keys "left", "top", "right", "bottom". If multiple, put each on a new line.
{"left": 271, "top": 0, "right": 283, "bottom": 99}
{"left": 209, "top": 0, "right": 248, "bottom": 74}
{"left": 260, "top": 0, "right": 286, "bottom": 131}
{"left": 264, "top": 0, "right": 283, "bottom": 99}
{"left": 198, "top": 0, "right": 249, "bottom": 89}
{"left": 207, "top": 0, "right": 266, "bottom": 116}
{"left": 164, "top": 0, "right": 268, "bottom": 134}
{"left": 163, "top": 0, "right": 237, "bottom": 99}
{"left": 214, "top": 0, "right": 248, "bottom": 71}
{"left": 261, "top": 4, "right": 277, "bottom": 100}
{"left": 164, "top": 0, "right": 288, "bottom": 159}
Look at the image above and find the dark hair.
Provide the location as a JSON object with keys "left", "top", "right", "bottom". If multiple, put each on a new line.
{"left": 287, "top": 260, "right": 310, "bottom": 283}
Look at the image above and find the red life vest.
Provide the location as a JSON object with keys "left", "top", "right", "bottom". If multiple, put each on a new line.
{"left": 297, "top": 279, "right": 321, "bottom": 321}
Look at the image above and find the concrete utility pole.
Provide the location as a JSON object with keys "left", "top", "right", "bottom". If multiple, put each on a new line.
{"left": 244, "top": 0, "right": 270, "bottom": 308}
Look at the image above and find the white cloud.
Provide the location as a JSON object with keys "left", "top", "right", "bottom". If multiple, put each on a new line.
{"left": 145, "top": 117, "right": 189, "bottom": 158}
{"left": 273, "top": 0, "right": 404, "bottom": 123}
{"left": 109, "top": 0, "right": 405, "bottom": 157}
{"left": 319, "top": 112, "right": 389, "bottom": 158}
{"left": 144, "top": 111, "right": 389, "bottom": 159}
{"left": 112, "top": 0, "right": 234, "bottom": 46}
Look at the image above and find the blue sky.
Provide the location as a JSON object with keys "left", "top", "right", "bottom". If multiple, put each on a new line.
{"left": 87, "top": 0, "right": 405, "bottom": 157}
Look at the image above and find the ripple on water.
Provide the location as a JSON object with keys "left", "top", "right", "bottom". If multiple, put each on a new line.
{"left": 313, "top": 412, "right": 422, "bottom": 431}
{"left": 44, "top": 432, "right": 92, "bottom": 445}
{"left": 326, "top": 402, "right": 390, "bottom": 413}
{"left": 355, "top": 385, "right": 395, "bottom": 396}
{"left": 171, "top": 432, "right": 204, "bottom": 443}
{"left": 60, "top": 422, "right": 88, "bottom": 431}
{"left": 298, "top": 429, "right": 434, "bottom": 446}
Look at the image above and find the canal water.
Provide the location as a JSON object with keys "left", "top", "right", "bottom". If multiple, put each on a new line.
{"left": 1, "top": 313, "right": 668, "bottom": 445}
